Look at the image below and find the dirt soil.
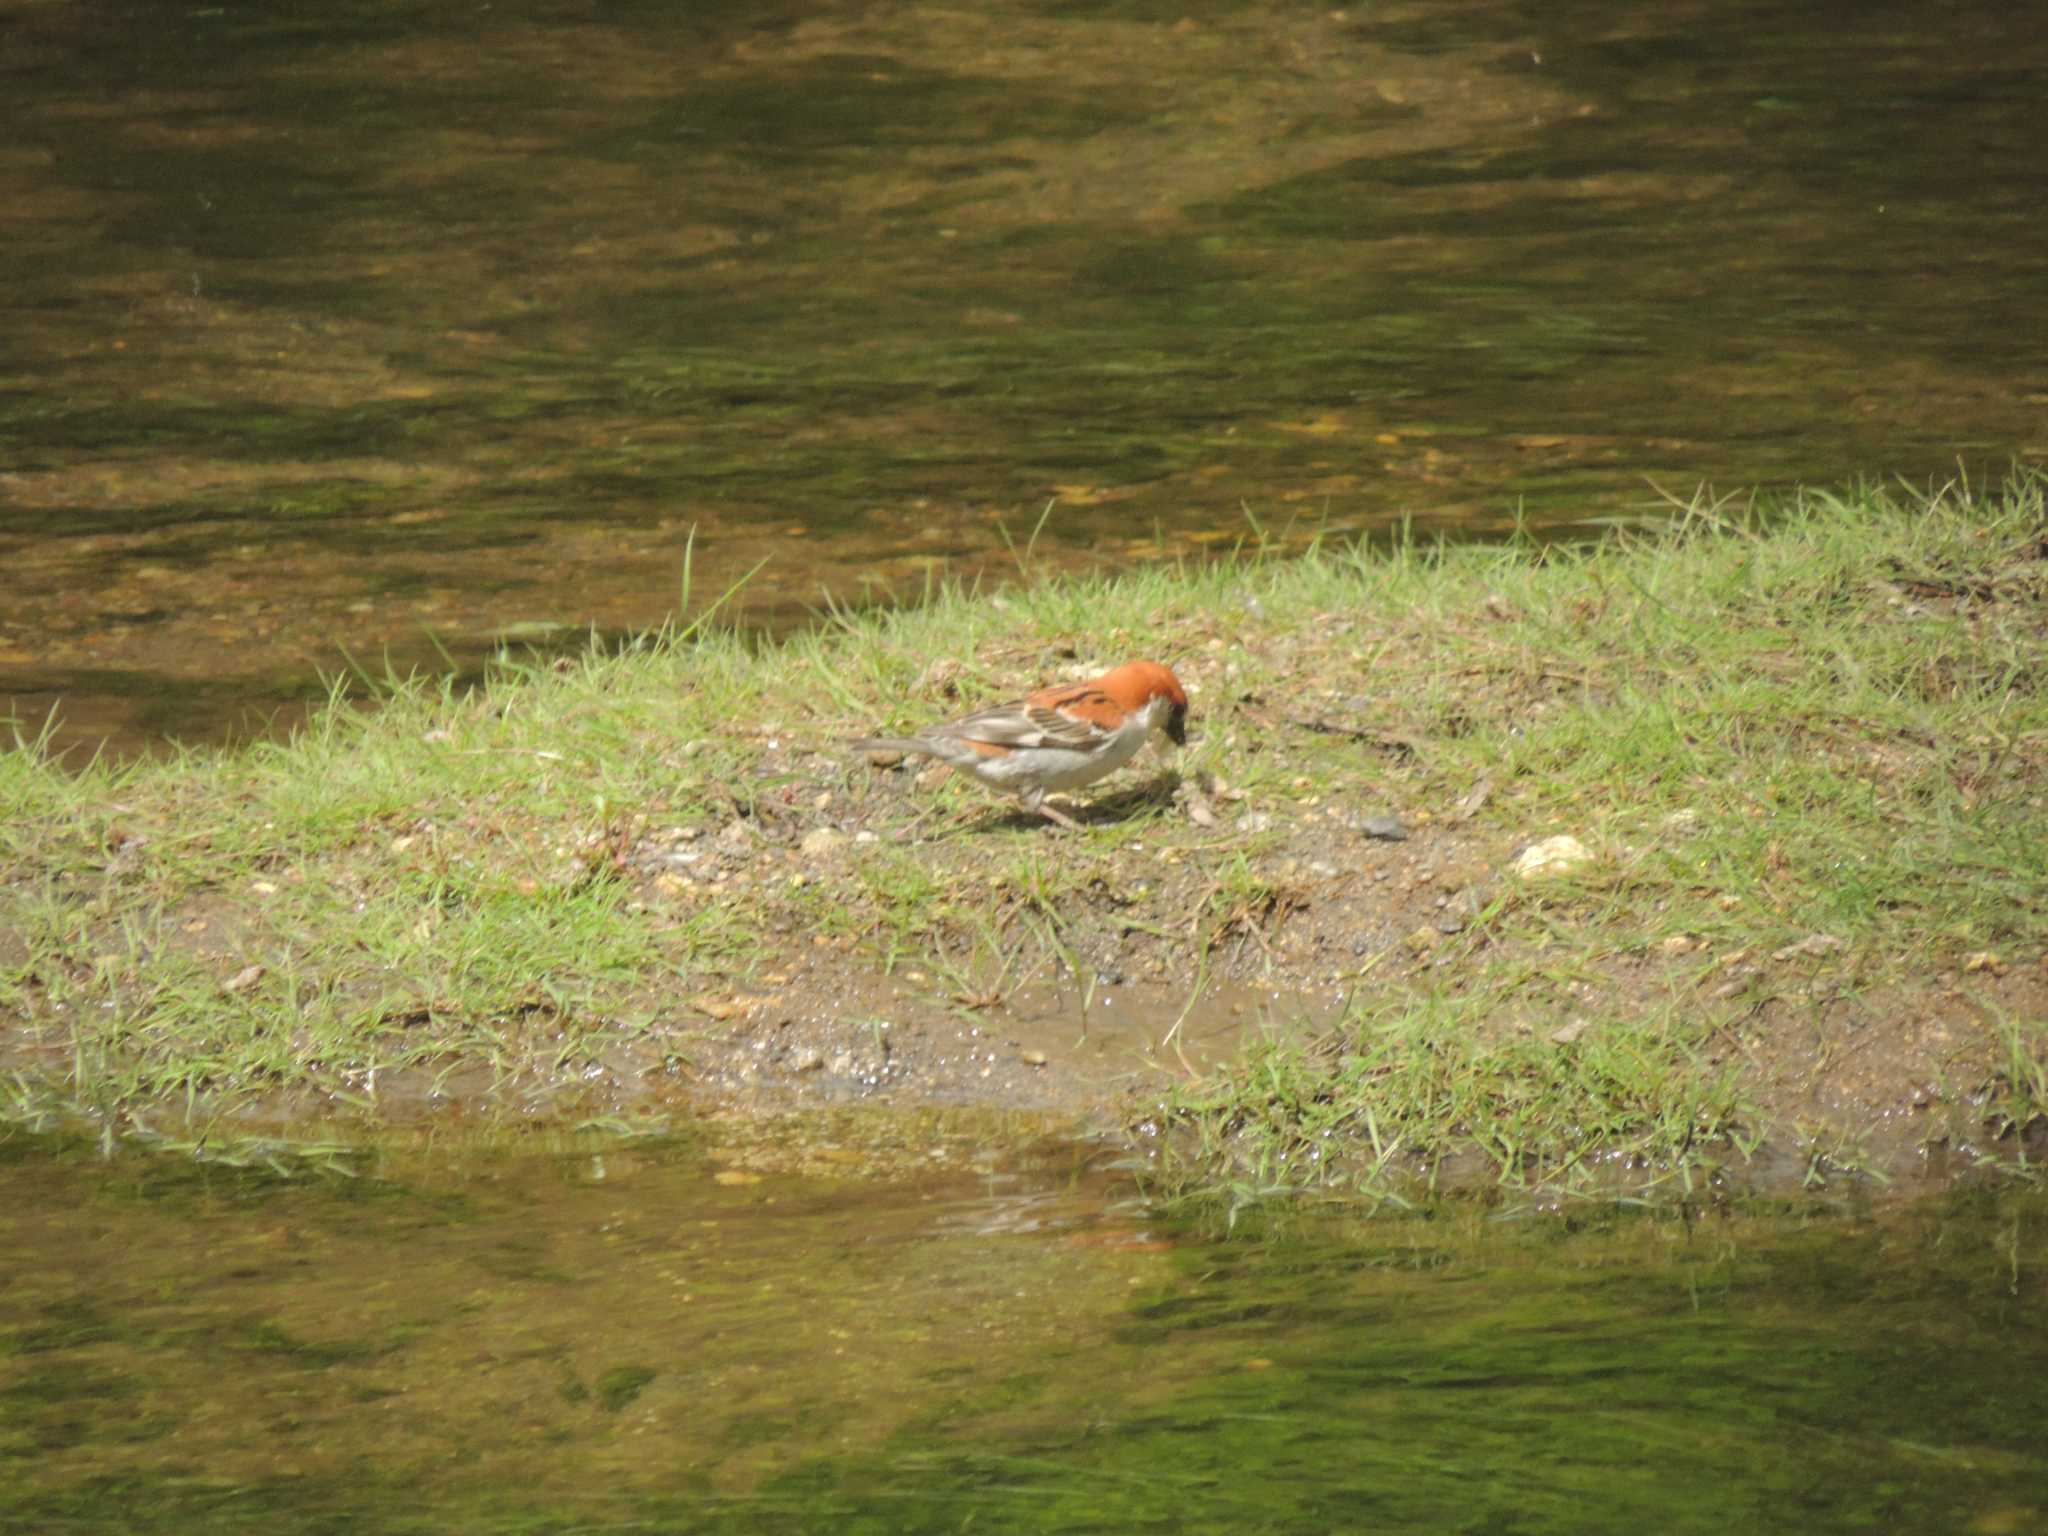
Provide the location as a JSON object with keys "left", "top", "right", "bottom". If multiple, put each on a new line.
{"left": 5, "top": 751, "right": 2043, "bottom": 1184}
{"left": 481, "top": 780, "right": 2048, "bottom": 1176}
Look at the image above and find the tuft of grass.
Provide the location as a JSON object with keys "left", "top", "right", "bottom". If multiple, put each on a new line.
{"left": 1164, "top": 987, "right": 1755, "bottom": 1198}
{"left": 1978, "top": 1013, "right": 2048, "bottom": 1171}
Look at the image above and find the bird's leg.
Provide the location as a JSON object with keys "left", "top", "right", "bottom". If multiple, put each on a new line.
{"left": 1032, "top": 798, "right": 1082, "bottom": 830}
{"left": 1016, "top": 784, "right": 1080, "bottom": 830}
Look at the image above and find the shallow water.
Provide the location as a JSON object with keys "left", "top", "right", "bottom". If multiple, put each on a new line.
{"left": 3, "top": 0, "right": 2045, "bottom": 755}
{"left": 4, "top": 1125, "right": 2045, "bottom": 1533}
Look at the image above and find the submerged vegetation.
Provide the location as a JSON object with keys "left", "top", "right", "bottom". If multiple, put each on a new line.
{"left": 3, "top": 475, "right": 2046, "bottom": 1194}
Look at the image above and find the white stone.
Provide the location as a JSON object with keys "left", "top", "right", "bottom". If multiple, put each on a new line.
{"left": 1511, "top": 835, "right": 1592, "bottom": 879}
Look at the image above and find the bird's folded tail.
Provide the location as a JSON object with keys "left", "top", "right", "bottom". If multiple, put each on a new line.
{"left": 849, "top": 737, "right": 936, "bottom": 757}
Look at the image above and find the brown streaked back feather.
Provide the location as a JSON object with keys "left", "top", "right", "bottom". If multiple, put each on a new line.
{"left": 937, "top": 694, "right": 1113, "bottom": 751}
{"left": 1031, "top": 688, "right": 1122, "bottom": 736}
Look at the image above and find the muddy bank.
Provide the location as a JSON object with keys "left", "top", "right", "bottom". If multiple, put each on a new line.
{"left": 4, "top": 480, "right": 2045, "bottom": 1192}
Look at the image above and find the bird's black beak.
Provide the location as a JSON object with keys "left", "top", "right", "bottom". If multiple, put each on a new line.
{"left": 1166, "top": 706, "right": 1188, "bottom": 748}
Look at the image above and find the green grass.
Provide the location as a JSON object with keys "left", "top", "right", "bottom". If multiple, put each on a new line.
{"left": 1165, "top": 988, "right": 1755, "bottom": 1201}
{"left": 4, "top": 473, "right": 2046, "bottom": 1189}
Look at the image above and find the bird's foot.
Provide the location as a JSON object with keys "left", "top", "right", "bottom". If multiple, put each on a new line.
{"left": 1032, "top": 798, "right": 1083, "bottom": 830}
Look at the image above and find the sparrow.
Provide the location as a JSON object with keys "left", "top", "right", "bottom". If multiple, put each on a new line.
{"left": 851, "top": 659, "right": 1190, "bottom": 828}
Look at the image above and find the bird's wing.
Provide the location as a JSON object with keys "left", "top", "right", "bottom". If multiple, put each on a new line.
{"left": 942, "top": 690, "right": 1117, "bottom": 751}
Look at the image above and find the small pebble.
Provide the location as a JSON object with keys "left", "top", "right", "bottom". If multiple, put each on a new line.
{"left": 1511, "top": 835, "right": 1591, "bottom": 879}
{"left": 1362, "top": 815, "right": 1409, "bottom": 841}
